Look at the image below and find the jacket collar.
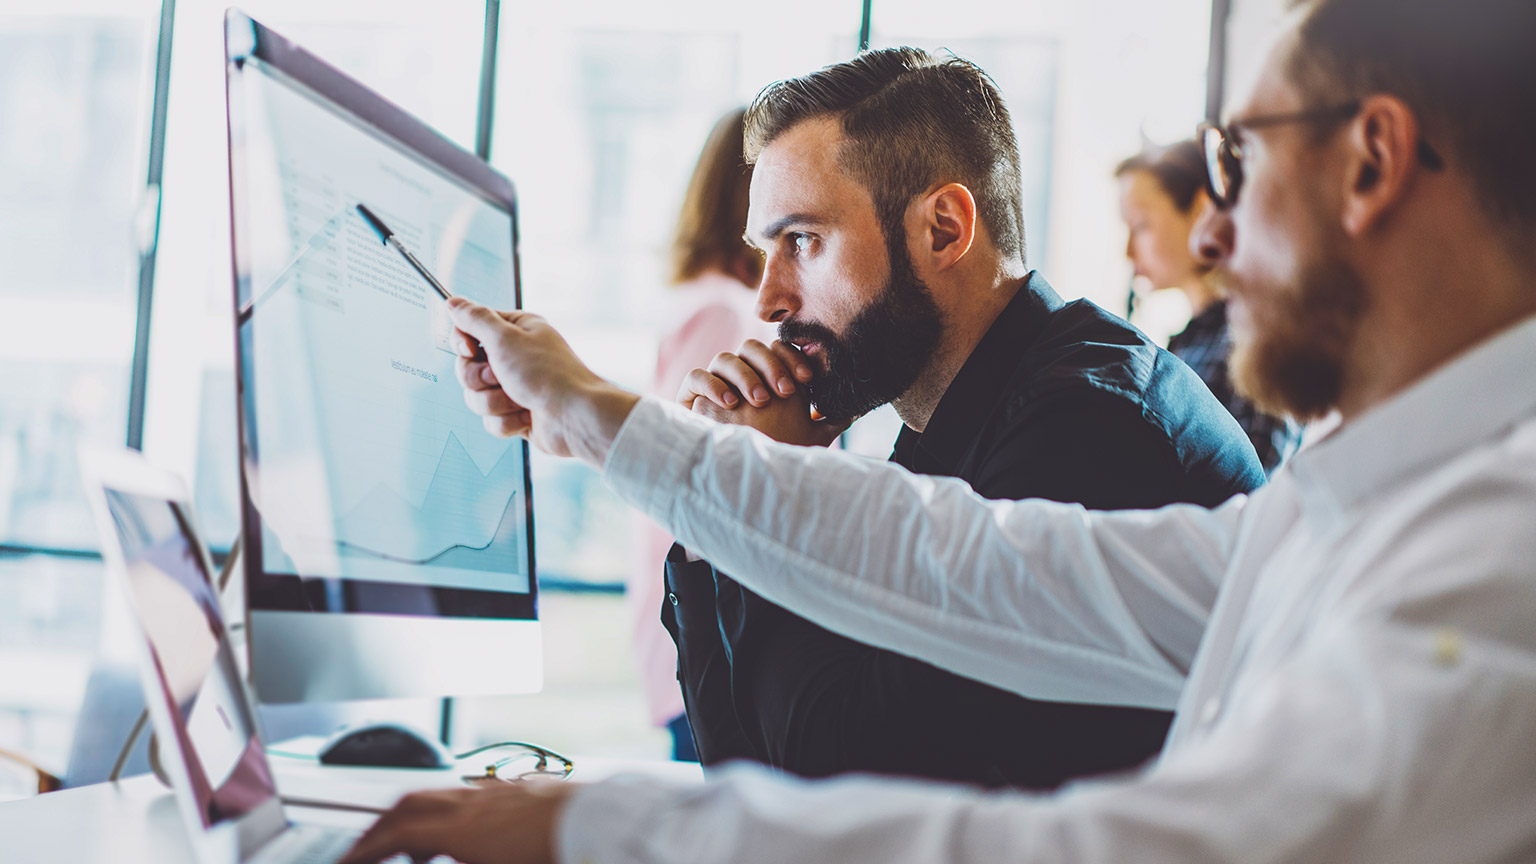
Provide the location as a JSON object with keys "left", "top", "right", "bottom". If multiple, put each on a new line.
{"left": 893, "top": 272, "right": 1064, "bottom": 476}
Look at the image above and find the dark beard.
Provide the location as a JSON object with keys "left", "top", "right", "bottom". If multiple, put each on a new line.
{"left": 1228, "top": 251, "right": 1368, "bottom": 423}
{"left": 778, "top": 242, "right": 943, "bottom": 423}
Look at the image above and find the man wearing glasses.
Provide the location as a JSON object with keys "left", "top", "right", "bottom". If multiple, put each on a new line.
{"left": 343, "top": 0, "right": 1536, "bottom": 861}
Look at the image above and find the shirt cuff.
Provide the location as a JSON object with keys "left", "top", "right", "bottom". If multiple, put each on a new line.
{"left": 603, "top": 397, "right": 712, "bottom": 527}
{"left": 557, "top": 775, "right": 687, "bottom": 864}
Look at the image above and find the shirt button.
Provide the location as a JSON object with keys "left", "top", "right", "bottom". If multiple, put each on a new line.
{"left": 1199, "top": 696, "right": 1221, "bottom": 725}
{"left": 668, "top": 592, "right": 679, "bottom": 607}
{"left": 1433, "top": 627, "right": 1464, "bottom": 666}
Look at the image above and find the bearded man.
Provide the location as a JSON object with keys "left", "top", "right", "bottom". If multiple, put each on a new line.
{"left": 657, "top": 48, "right": 1263, "bottom": 789}
{"left": 345, "top": 0, "right": 1536, "bottom": 861}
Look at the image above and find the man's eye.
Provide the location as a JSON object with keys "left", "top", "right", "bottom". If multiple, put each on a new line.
{"left": 791, "top": 233, "right": 813, "bottom": 254}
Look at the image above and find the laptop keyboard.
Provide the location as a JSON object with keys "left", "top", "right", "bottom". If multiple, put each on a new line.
{"left": 252, "top": 824, "right": 358, "bottom": 864}
{"left": 253, "top": 824, "right": 426, "bottom": 864}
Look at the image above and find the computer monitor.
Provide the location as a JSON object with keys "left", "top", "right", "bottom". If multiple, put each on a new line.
{"left": 224, "top": 9, "right": 539, "bottom": 703}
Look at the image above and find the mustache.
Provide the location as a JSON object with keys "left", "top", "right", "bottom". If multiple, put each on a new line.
{"left": 1203, "top": 266, "right": 1239, "bottom": 300}
{"left": 778, "top": 318, "right": 840, "bottom": 358}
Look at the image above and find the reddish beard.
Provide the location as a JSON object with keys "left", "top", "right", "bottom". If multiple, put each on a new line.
{"left": 1227, "top": 251, "right": 1368, "bottom": 423}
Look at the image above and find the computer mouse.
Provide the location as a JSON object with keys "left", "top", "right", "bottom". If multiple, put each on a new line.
{"left": 316, "top": 722, "right": 455, "bottom": 769}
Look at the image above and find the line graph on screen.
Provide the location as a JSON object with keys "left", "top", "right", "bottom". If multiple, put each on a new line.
{"left": 329, "top": 431, "right": 525, "bottom": 575}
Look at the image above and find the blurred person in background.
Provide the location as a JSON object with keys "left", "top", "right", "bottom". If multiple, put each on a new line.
{"left": 1118, "top": 141, "right": 1302, "bottom": 474}
{"left": 628, "top": 107, "right": 771, "bottom": 761}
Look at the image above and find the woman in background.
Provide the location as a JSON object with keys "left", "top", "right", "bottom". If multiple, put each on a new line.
{"left": 628, "top": 107, "right": 769, "bottom": 761}
{"left": 1117, "top": 140, "right": 1301, "bottom": 474}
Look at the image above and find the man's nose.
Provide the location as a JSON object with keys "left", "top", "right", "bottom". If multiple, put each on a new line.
{"left": 1190, "top": 204, "right": 1234, "bottom": 267}
{"left": 755, "top": 259, "right": 799, "bottom": 323}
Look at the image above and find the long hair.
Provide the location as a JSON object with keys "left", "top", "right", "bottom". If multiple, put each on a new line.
{"left": 669, "top": 107, "right": 761, "bottom": 287}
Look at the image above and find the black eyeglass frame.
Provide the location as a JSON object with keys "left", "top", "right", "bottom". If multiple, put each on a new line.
{"left": 1198, "top": 100, "right": 1444, "bottom": 211}
{"left": 454, "top": 741, "right": 575, "bottom": 786}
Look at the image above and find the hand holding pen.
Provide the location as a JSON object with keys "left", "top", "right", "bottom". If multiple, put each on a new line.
{"left": 356, "top": 202, "right": 487, "bottom": 360}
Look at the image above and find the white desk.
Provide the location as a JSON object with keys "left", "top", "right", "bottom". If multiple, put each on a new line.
{"left": 0, "top": 754, "right": 702, "bottom": 864}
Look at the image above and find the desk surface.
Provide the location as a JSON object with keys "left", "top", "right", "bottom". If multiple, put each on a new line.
{"left": 0, "top": 754, "right": 702, "bottom": 864}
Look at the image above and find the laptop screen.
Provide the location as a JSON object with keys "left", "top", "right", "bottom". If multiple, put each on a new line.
{"left": 103, "top": 489, "right": 278, "bottom": 829}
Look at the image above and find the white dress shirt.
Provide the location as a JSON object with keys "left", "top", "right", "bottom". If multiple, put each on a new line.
{"left": 560, "top": 315, "right": 1536, "bottom": 864}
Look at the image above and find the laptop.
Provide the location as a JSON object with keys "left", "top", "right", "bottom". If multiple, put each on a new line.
{"left": 81, "top": 447, "right": 405, "bottom": 864}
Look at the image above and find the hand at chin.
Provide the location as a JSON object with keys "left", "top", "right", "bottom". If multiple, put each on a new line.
{"left": 692, "top": 387, "right": 848, "bottom": 448}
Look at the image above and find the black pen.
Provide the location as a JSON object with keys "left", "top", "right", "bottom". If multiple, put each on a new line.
{"left": 355, "top": 203, "right": 452, "bottom": 301}
{"left": 356, "top": 202, "right": 486, "bottom": 359}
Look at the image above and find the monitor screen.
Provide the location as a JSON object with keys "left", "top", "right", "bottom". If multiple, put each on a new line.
{"left": 230, "top": 52, "right": 533, "bottom": 621}
{"left": 102, "top": 488, "right": 278, "bottom": 829}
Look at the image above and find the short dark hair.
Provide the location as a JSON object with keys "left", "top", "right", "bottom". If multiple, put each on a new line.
{"left": 744, "top": 47, "right": 1026, "bottom": 267}
{"left": 1115, "top": 140, "right": 1208, "bottom": 213}
{"left": 1288, "top": 0, "right": 1536, "bottom": 227}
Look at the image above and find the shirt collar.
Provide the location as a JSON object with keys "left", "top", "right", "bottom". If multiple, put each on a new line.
{"left": 1287, "top": 314, "right": 1536, "bottom": 518}
{"left": 894, "top": 272, "right": 1065, "bottom": 475}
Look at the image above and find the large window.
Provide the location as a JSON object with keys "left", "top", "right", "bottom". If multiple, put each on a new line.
{"left": 0, "top": 4, "right": 158, "bottom": 551}
{"left": 490, "top": 2, "right": 860, "bottom": 584}
{"left": 0, "top": 0, "right": 161, "bottom": 796}
{"left": 873, "top": 0, "right": 1212, "bottom": 321}
{"left": 142, "top": 0, "right": 489, "bottom": 550}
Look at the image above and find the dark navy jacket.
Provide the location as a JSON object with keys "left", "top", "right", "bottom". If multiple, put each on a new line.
{"left": 663, "top": 272, "right": 1263, "bottom": 789}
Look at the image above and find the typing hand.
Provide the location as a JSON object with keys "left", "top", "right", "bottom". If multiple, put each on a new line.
{"left": 338, "top": 781, "right": 574, "bottom": 864}
{"left": 677, "top": 339, "right": 847, "bottom": 448}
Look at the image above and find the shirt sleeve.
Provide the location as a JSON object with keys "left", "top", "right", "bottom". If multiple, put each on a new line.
{"left": 560, "top": 604, "right": 1534, "bottom": 864}
{"left": 604, "top": 398, "right": 1244, "bottom": 710}
{"left": 561, "top": 458, "right": 1536, "bottom": 864}
{"left": 1227, "top": 397, "right": 1302, "bottom": 475}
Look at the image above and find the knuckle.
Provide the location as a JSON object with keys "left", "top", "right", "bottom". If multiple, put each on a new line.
{"left": 397, "top": 792, "right": 433, "bottom": 812}
{"left": 458, "top": 361, "right": 484, "bottom": 388}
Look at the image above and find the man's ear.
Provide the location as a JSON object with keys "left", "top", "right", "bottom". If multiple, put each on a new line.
{"left": 916, "top": 183, "right": 977, "bottom": 271}
{"left": 1340, "top": 94, "right": 1423, "bottom": 238}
